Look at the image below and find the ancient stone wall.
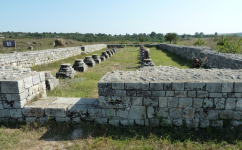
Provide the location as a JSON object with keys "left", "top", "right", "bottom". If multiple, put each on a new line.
{"left": 159, "top": 44, "right": 242, "bottom": 69}
{"left": 96, "top": 66, "right": 242, "bottom": 128}
{"left": 0, "top": 66, "right": 46, "bottom": 122}
{"left": 0, "top": 44, "right": 107, "bottom": 68}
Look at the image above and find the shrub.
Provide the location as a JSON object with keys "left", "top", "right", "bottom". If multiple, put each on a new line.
{"left": 216, "top": 36, "right": 242, "bottom": 53}
{"left": 194, "top": 36, "right": 205, "bottom": 46}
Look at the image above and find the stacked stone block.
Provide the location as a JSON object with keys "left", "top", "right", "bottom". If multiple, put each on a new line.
{"left": 140, "top": 46, "right": 154, "bottom": 67}
{"left": 0, "top": 68, "right": 46, "bottom": 122}
{"left": 56, "top": 63, "right": 76, "bottom": 79}
{"left": 101, "top": 52, "right": 109, "bottom": 59}
{"left": 159, "top": 44, "right": 242, "bottom": 69}
{"left": 45, "top": 71, "right": 59, "bottom": 90}
{"left": 72, "top": 59, "right": 88, "bottom": 72}
{"left": 97, "top": 67, "right": 242, "bottom": 128}
{"left": 84, "top": 56, "right": 95, "bottom": 67}
{"left": 92, "top": 54, "right": 101, "bottom": 64}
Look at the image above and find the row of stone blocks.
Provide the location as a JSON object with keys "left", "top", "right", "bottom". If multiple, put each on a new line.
{"left": 140, "top": 46, "right": 154, "bottom": 67}
{"left": 1, "top": 97, "right": 241, "bottom": 129}
{"left": 56, "top": 49, "right": 121, "bottom": 79}
{"left": 159, "top": 44, "right": 242, "bottom": 69}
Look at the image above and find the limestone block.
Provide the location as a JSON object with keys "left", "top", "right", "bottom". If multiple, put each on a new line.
{"left": 209, "top": 93, "right": 222, "bottom": 98}
{"left": 147, "top": 107, "right": 154, "bottom": 118}
{"left": 164, "top": 82, "right": 172, "bottom": 90}
{"left": 33, "top": 73, "right": 41, "bottom": 85}
{"left": 149, "top": 119, "right": 160, "bottom": 127}
{"left": 150, "top": 82, "right": 163, "bottom": 90}
{"left": 174, "top": 91, "right": 187, "bottom": 97}
{"left": 222, "top": 93, "right": 227, "bottom": 98}
{"left": 10, "top": 109, "right": 22, "bottom": 118}
{"left": 193, "top": 98, "right": 203, "bottom": 108}
{"left": 167, "top": 97, "right": 178, "bottom": 107}
{"left": 72, "top": 117, "right": 81, "bottom": 123}
{"left": 159, "top": 97, "right": 168, "bottom": 107}
{"left": 45, "top": 103, "right": 69, "bottom": 117}
{"left": 172, "top": 82, "right": 184, "bottom": 91}
{"left": 186, "top": 119, "right": 199, "bottom": 128}
{"left": 115, "top": 90, "right": 126, "bottom": 96}
{"left": 117, "top": 109, "right": 128, "bottom": 118}
{"left": 39, "top": 72, "right": 45, "bottom": 82}
{"left": 188, "top": 91, "right": 196, "bottom": 98}
{"left": 199, "top": 119, "right": 210, "bottom": 128}
{"left": 185, "top": 82, "right": 206, "bottom": 91}
{"left": 125, "top": 82, "right": 149, "bottom": 90}
{"left": 132, "top": 97, "right": 142, "bottom": 106}
{"left": 225, "top": 98, "right": 236, "bottom": 110}
{"left": 206, "top": 110, "right": 218, "bottom": 120}
{"left": 219, "top": 110, "right": 239, "bottom": 119}
{"left": 12, "top": 90, "right": 28, "bottom": 101}
{"left": 13, "top": 99, "right": 27, "bottom": 108}
{"left": 137, "top": 91, "right": 151, "bottom": 97}
{"left": 197, "top": 91, "right": 209, "bottom": 98}
{"left": 22, "top": 100, "right": 52, "bottom": 117}
{"left": 234, "top": 82, "right": 242, "bottom": 92}
{"left": 211, "top": 120, "right": 223, "bottom": 128}
{"left": 56, "top": 117, "right": 71, "bottom": 123}
{"left": 145, "top": 119, "right": 149, "bottom": 126}
{"left": 161, "top": 118, "right": 172, "bottom": 127}
{"left": 0, "top": 109, "right": 10, "bottom": 118}
{"left": 1, "top": 80, "right": 25, "bottom": 93}
{"left": 126, "top": 90, "right": 136, "bottom": 96}
{"left": 203, "top": 98, "right": 213, "bottom": 108}
{"left": 236, "top": 98, "right": 242, "bottom": 110}
{"left": 105, "top": 109, "right": 115, "bottom": 118}
{"left": 228, "top": 93, "right": 241, "bottom": 98}
{"left": 152, "top": 91, "right": 165, "bottom": 97}
{"left": 206, "top": 82, "right": 221, "bottom": 92}
{"left": 135, "top": 119, "right": 144, "bottom": 125}
{"left": 178, "top": 98, "right": 192, "bottom": 108}
{"left": 23, "top": 76, "right": 33, "bottom": 88}
{"left": 120, "top": 119, "right": 134, "bottom": 126}
{"left": 112, "top": 82, "right": 124, "bottom": 89}
{"left": 183, "top": 108, "right": 195, "bottom": 118}
{"left": 95, "top": 118, "right": 107, "bottom": 124}
{"left": 173, "top": 119, "right": 183, "bottom": 127}
{"left": 222, "top": 82, "right": 234, "bottom": 92}
{"left": 230, "top": 120, "right": 240, "bottom": 126}
{"left": 169, "top": 108, "right": 183, "bottom": 118}
{"left": 109, "top": 119, "right": 119, "bottom": 126}
{"left": 98, "top": 82, "right": 112, "bottom": 89}
{"left": 155, "top": 107, "right": 169, "bottom": 118}
{"left": 38, "top": 117, "right": 49, "bottom": 123}
{"left": 143, "top": 97, "right": 158, "bottom": 107}
{"left": 166, "top": 91, "right": 174, "bottom": 97}
{"left": 28, "top": 87, "right": 33, "bottom": 96}
{"left": 214, "top": 98, "right": 225, "bottom": 109}
{"left": 87, "top": 108, "right": 106, "bottom": 121}
{"left": 128, "top": 106, "right": 146, "bottom": 119}
{"left": 0, "top": 104, "right": 3, "bottom": 110}
{"left": 25, "top": 117, "right": 37, "bottom": 122}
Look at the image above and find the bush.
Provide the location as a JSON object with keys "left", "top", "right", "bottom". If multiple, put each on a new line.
{"left": 216, "top": 36, "right": 242, "bottom": 53}
{"left": 194, "top": 36, "right": 205, "bottom": 46}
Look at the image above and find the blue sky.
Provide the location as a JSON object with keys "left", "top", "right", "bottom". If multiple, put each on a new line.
{"left": 0, "top": 0, "right": 241, "bottom": 35}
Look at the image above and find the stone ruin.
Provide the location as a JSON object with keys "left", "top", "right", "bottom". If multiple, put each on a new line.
{"left": 84, "top": 56, "right": 95, "bottom": 67}
{"left": 140, "top": 46, "right": 154, "bottom": 67}
{"left": 101, "top": 51, "right": 109, "bottom": 59}
{"left": 92, "top": 54, "right": 101, "bottom": 64}
{"left": 45, "top": 71, "right": 59, "bottom": 90}
{"left": 72, "top": 59, "right": 88, "bottom": 72}
{"left": 106, "top": 50, "right": 113, "bottom": 57}
{"left": 56, "top": 63, "right": 76, "bottom": 79}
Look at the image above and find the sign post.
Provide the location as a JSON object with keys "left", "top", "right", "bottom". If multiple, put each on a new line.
{"left": 3, "top": 40, "right": 16, "bottom": 52}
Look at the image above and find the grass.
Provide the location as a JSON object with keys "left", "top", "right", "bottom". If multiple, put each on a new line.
{"left": 31, "top": 46, "right": 193, "bottom": 98}
{"left": 1, "top": 121, "right": 242, "bottom": 149}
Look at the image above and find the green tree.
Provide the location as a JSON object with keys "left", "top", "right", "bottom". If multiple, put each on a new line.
{"left": 139, "top": 36, "right": 145, "bottom": 42}
{"left": 164, "top": 33, "right": 179, "bottom": 44}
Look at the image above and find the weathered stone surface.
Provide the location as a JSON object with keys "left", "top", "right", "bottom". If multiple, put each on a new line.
{"left": 206, "top": 110, "right": 218, "bottom": 120}
{"left": 211, "top": 120, "right": 223, "bottom": 127}
{"left": 25, "top": 117, "right": 37, "bottom": 122}
{"left": 159, "top": 97, "right": 168, "bottom": 107}
{"left": 149, "top": 119, "right": 159, "bottom": 127}
{"left": 128, "top": 106, "right": 146, "bottom": 119}
{"left": 185, "top": 82, "right": 205, "bottom": 91}
{"left": 222, "top": 82, "right": 234, "bottom": 92}
{"left": 166, "top": 91, "right": 174, "bottom": 97}
{"left": 53, "top": 97, "right": 99, "bottom": 105}
{"left": 186, "top": 119, "right": 199, "bottom": 128}
{"left": 135, "top": 119, "right": 144, "bottom": 125}
{"left": 161, "top": 118, "right": 172, "bottom": 127}
{"left": 132, "top": 97, "right": 142, "bottom": 106}
{"left": 173, "top": 119, "right": 183, "bottom": 127}
{"left": 115, "top": 90, "right": 126, "bottom": 96}
{"left": 183, "top": 108, "right": 195, "bottom": 118}
{"left": 225, "top": 98, "right": 236, "bottom": 110}
{"left": 45, "top": 103, "right": 69, "bottom": 117}
{"left": 193, "top": 98, "right": 203, "bottom": 108}
{"left": 56, "top": 117, "right": 71, "bottom": 123}
{"left": 152, "top": 91, "right": 165, "bottom": 97}
{"left": 137, "top": 91, "right": 151, "bottom": 97}
{"left": 234, "top": 82, "right": 242, "bottom": 92}
{"left": 209, "top": 93, "right": 222, "bottom": 98}
{"left": 147, "top": 107, "right": 154, "bottom": 118}
{"left": 169, "top": 108, "right": 183, "bottom": 118}
{"left": 0, "top": 109, "right": 10, "bottom": 118}
{"left": 95, "top": 118, "right": 107, "bottom": 124}
{"left": 188, "top": 91, "right": 196, "bottom": 98}
{"left": 109, "top": 119, "right": 119, "bottom": 126}
{"left": 203, "top": 98, "right": 213, "bottom": 108}
{"left": 178, "top": 98, "right": 192, "bottom": 108}
{"left": 236, "top": 98, "right": 242, "bottom": 110}
{"left": 206, "top": 83, "right": 221, "bottom": 92}
{"left": 87, "top": 108, "right": 105, "bottom": 121}
{"left": 164, "top": 82, "right": 172, "bottom": 90}
{"left": 112, "top": 82, "right": 124, "bottom": 89}
{"left": 195, "top": 108, "right": 206, "bottom": 119}
{"left": 214, "top": 98, "right": 225, "bottom": 109}
{"left": 1, "top": 80, "right": 25, "bottom": 93}
{"left": 219, "top": 110, "right": 234, "bottom": 119}
{"left": 197, "top": 91, "right": 209, "bottom": 98}
{"left": 200, "top": 119, "right": 209, "bottom": 128}
{"left": 22, "top": 100, "right": 51, "bottom": 117}
{"left": 117, "top": 109, "right": 128, "bottom": 118}
{"left": 23, "top": 76, "right": 33, "bottom": 88}
{"left": 10, "top": 109, "right": 22, "bottom": 118}
{"left": 72, "top": 117, "right": 81, "bottom": 123}
{"left": 174, "top": 91, "right": 187, "bottom": 97}
{"left": 120, "top": 119, "right": 134, "bottom": 126}
{"left": 143, "top": 97, "right": 158, "bottom": 107}
{"left": 125, "top": 82, "right": 149, "bottom": 90}
{"left": 156, "top": 107, "right": 169, "bottom": 118}
{"left": 38, "top": 117, "right": 49, "bottom": 123}
{"left": 172, "top": 82, "right": 184, "bottom": 91}
{"left": 105, "top": 109, "right": 115, "bottom": 118}
{"left": 150, "top": 82, "right": 163, "bottom": 90}
{"left": 167, "top": 97, "right": 178, "bottom": 107}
